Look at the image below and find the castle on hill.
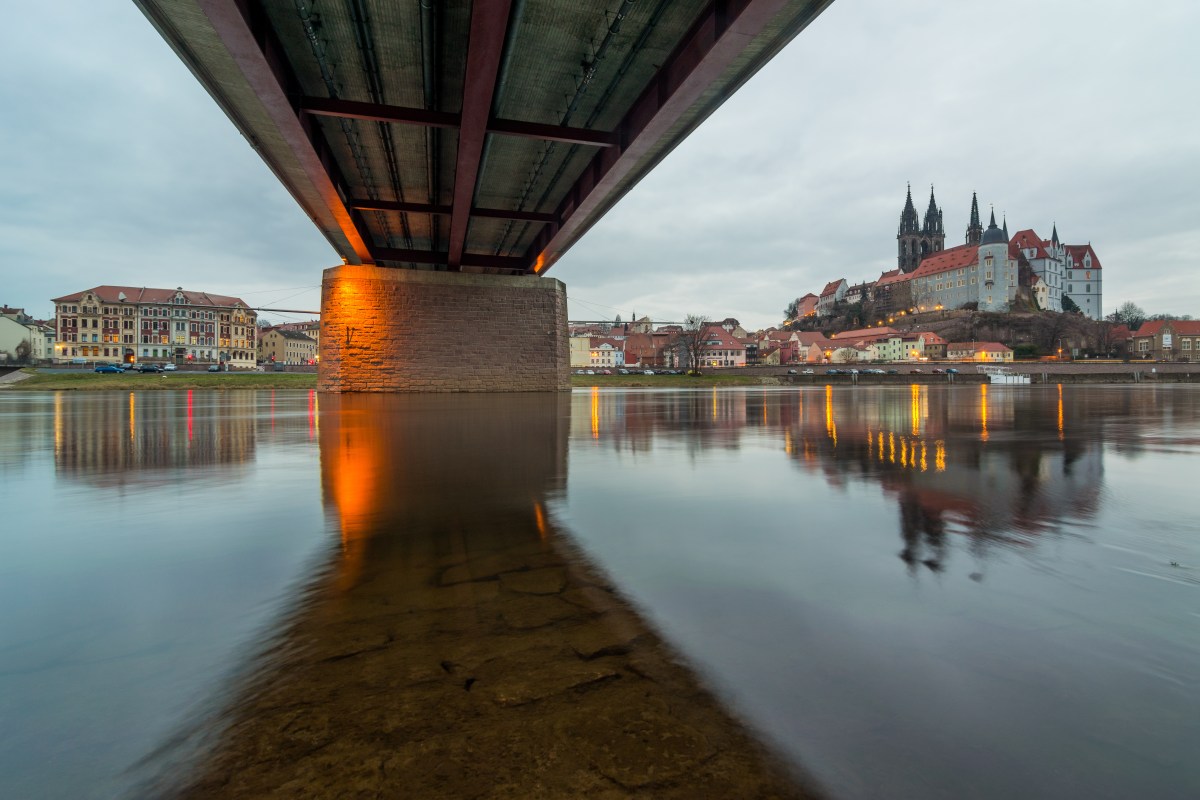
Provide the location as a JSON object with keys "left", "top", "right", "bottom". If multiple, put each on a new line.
{"left": 801, "top": 186, "right": 1105, "bottom": 322}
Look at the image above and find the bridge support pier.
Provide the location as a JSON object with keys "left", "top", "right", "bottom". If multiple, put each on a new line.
{"left": 318, "top": 265, "right": 569, "bottom": 393}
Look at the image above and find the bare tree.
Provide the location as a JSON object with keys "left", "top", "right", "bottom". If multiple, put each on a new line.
{"left": 670, "top": 314, "right": 711, "bottom": 373}
{"left": 15, "top": 339, "right": 32, "bottom": 364}
{"left": 1110, "top": 301, "right": 1146, "bottom": 329}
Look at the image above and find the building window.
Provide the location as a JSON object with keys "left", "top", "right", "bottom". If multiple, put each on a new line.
{"left": 1183, "top": 339, "right": 1192, "bottom": 351}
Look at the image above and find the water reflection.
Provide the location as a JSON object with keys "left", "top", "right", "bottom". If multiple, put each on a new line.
{"left": 6, "top": 386, "right": 1199, "bottom": 800}
{"left": 571, "top": 385, "right": 1117, "bottom": 574}
{"left": 152, "top": 393, "right": 809, "bottom": 799}
{"left": 564, "top": 385, "right": 1200, "bottom": 800}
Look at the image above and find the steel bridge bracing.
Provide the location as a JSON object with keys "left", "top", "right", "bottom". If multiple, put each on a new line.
{"left": 135, "top": 0, "right": 834, "bottom": 275}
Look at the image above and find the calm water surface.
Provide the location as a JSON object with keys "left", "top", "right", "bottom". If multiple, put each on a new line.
{"left": 1, "top": 385, "right": 1198, "bottom": 799}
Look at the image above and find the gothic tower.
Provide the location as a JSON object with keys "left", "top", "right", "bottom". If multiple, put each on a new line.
{"left": 898, "top": 184, "right": 945, "bottom": 272}
{"left": 965, "top": 192, "right": 982, "bottom": 246}
{"left": 921, "top": 186, "right": 946, "bottom": 258}
{"left": 897, "top": 184, "right": 922, "bottom": 272}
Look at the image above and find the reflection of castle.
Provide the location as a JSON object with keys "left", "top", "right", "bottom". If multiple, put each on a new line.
{"left": 573, "top": 386, "right": 1125, "bottom": 572}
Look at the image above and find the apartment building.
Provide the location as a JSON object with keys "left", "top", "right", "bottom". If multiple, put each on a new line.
{"left": 52, "top": 285, "right": 257, "bottom": 368}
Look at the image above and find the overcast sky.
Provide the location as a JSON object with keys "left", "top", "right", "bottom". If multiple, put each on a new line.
{"left": 3, "top": 0, "right": 1197, "bottom": 330}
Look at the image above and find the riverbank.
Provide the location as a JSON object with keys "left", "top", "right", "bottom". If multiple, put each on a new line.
{"left": 5, "top": 369, "right": 318, "bottom": 391}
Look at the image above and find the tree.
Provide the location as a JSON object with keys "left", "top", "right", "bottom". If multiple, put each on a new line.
{"left": 1110, "top": 301, "right": 1146, "bottom": 329}
{"left": 784, "top": 298, "right": 800, "bottom": 321}
{"left": 15, "top": 339, "right": 32, "bottom": 363}
{"left": 670, "top": 314, "right": 711, "bottom": 373}
{"left": 1061, "top": 295, "right": 1082, "bottom": 314}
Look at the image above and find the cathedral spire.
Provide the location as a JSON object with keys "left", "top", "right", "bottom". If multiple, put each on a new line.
{"left": 922, "top": 185, "right": 943, "bottom": 235}
{"left": 965, "top": 192, "right": 983, "bottom": 245}
{"left": 899, "top": 183, "right": 920, "bottom": 235}
{"left": 1051, "top": 222, "right": 1059, "bottom": 244}
{"left": 1002, "top": 213, "right": 1008, "bottom": 238}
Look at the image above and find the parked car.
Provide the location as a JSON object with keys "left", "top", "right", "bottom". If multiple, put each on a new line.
{"left": 787, "top": 369, "right": 798, "bottom": 375}
{"left": 600, "top": 369, "right": 612, "bottom": 375}
{"left": 826, "top": 368, "right": 841, "bottom": 375}
{"left": 643, "top": 370, "right": 655, "bottom": 375}
{"left": 886, "top": 369, "right": 899, "bottom": 375}
{"left": 135, "top": 363, "right": 162, "bottom": 373}
{"left": 163, "top": 363, "right": 177, "bottom": 371}
{"left": 909, "top": 368, "right": 923, "bottom": 374}
{"left": 945, "top": 368, "right": 960, "bottom": 374}
{"left": 802, "top": 368, "right": 814, "bottom": 374}
{"left": 618, "top": 369, "right": 629, "bottom": 375}
{"left": 584, "top": 369, "right": 595, "bottom": 374}
{"left": 94, "top": 364, "right": 122, "bottom": 374}
{"left": 207, "top": 364, "right": 221, "bottom": 372}
{"left": 931, "top": 368, "right": 944, "bottom": 374}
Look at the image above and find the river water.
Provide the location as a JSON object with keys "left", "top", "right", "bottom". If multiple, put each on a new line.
{"left": 1, "top": 386, "right": 1197, "bottom": 799}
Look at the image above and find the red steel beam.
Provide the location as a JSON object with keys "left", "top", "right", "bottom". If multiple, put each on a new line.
{"left": 300, "top": 96, "right": 617, "bottom": 148}
{"left": 300, "top": 97, "right": 459, "bottom": 130}
{"left": 523, "top": 0, "right": 809, "bottom": 275}
{"left": 446, "top": 0, "right": 513, "bottom": 271}
{"left": 349, "top": 198, "right": 555, "bottom": 224}
{"left": 371, "top": 247, "right": 526, "bottom": 272}
{"left": 485, "top": 117, "right": 617, "bottom": 148}
{"left": 195, "top": 0, "right": 374, "bottom": 265}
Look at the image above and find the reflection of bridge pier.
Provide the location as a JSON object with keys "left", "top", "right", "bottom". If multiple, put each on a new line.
{"left": 156, "top": 393, "right": 810, "bottom": 798}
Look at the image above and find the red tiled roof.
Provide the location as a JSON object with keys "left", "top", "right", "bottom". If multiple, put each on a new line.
{"left": 792, "top": 332, "right": 836, "bottom": 347}
{"left": 820, "top": 279, "right": 845, "bottom": 298}
{"left": 919, "top": 332, "right": 947, "bottom": 344}
{"left": 875, "top": 269, "right": 910, "bottom": 286}
{"left": 701, "top": 326, "right": 745, "bottom": 349}
{"left": 947, "top": 341, "right": 1011, "bottom": 353}
{"left": 1064, "top": 243, "right": 1102, "bottom": 270}
{"left": 1009, "top": 229, "right": 1050, "bottom": 260}
{"left": 51, "top": 284, "right": 250, "bottom": 308}
{"left": 909, "top": 244, "right": 980, "bottom": 279}
{"left": 1109, "top": 325, "right": 1133, "bottom": 340}
{"left": 833, "top": 326, "right": 899, "bottom": 340}
{"left": 1134, "top": 320, "right": 1200, "bottom": 337}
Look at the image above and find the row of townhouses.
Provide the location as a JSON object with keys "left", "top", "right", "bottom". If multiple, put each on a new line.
{"left": 796, "top": 186, "right": 1105, "bottom": 322}
{"left": 569, "top": 317, "right": 1012, "bottom": 368}
{"left": 50, "top": 285, "right": 260, "bottom": 368}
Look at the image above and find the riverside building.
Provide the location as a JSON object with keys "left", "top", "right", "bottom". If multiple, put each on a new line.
{"left": 52, "top": 285, "right": 257, "bottom": 368}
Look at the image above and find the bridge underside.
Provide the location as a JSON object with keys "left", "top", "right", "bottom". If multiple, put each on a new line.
{"left": 136, "top": 0, "right": 831, "bottom": 390}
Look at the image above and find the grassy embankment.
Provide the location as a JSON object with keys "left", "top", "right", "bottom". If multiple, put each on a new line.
{"left": 9, "top": 369, "right": 317, "bottom": 391}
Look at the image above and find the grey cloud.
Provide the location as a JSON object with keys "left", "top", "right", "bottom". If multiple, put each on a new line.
{"left": 2, "top": 0, "right": 1198, "bottom": 327}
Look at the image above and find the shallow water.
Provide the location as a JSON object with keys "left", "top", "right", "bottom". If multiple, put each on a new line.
{"left": 1, "top": 385, "right": 1197, "bottom": 799}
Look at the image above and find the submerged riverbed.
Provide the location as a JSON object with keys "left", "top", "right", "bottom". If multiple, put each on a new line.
{"left": 1, "top": 386, "right": 1197, "bottom": 799}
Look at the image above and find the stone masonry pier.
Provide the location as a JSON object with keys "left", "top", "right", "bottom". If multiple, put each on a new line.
{"left": 319, "top": 266, "right": 568, "bottom": 393}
